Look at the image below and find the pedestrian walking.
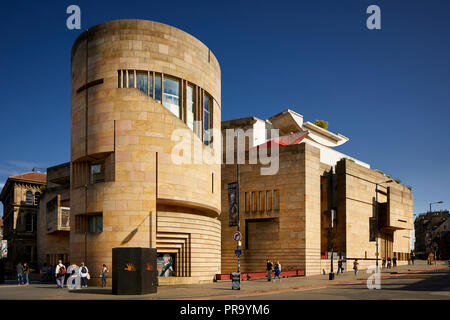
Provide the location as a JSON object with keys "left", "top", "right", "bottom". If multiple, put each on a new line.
{"left": 411, "top": 252, "right": 415, "bottom": 266}
{"left": 41, "top": 263, "right": 49, "bottom": 284}
{"left": 387, "top": 257, "right": 392, "bottom": 269}
{"left": 337, "top": 258, "right": 344, "bottom": 275}
{"left": 353, "top": 259, "right": 359, "bottom": 278}
{"left": 273, "top": 261, "right": 281, "bottom": 282}
{"left": 23, "top": 262, "right": 30, "bottom": 285}
{"left": 266, "top": 259, "right": 273, "bottom": 282}
{"left": 16, "top": 262, "right": 24, "bottom": 285}
{"left": 393, "top": 256, "right": 397, "bottom": 267}
{"left": 382, "top": 258, "right": 386, "bottom": 269}
{"left": 100, "top": 264, "right": 109, "bottom": 287}
{"left": 55, "top": 260, "right": 66, "bottom": 288}
{"left": 79, "top": 262, "right": 89, "bottom": 288}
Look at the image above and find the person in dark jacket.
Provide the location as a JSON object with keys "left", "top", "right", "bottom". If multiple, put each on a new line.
{"left": 16, "top": 262, "right": 24, "bottom": 285}
{"left": 266, "top": 259, "right": 273, "bottom": 282}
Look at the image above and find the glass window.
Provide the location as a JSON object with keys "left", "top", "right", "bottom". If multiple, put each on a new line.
{"left": 25, "top": 213, "right": 33, "bottom": 232}
{"left": 122, "top": 70, "right": 127, "bottom": 88}
{"left": 155, "top": 74, "right": 162, "bottom": 102}
{"left": 88, "top": 214, "right": 103, "bottom": 233}
{"left": 266, "top": 190, "right": 272, "bottom": 211}
{"left": 274, "top": 190, "right": 279, "bottom": 210}
{"left": 259, "top": 191, "right": 264, "bottom": 212}
{"left": 186, "top": 84, "right": 195, "bottom": 131}
{"left": 136, "top": 71, "right": 148, "bottom": 95}
{"left": 34, "top": 192, "right": 41, "bottom": 206}
{"left": 163, "top": 76, "right": 180, "bottom": 118}
{"left": 25, "top": 191, "right": 33, "bottom": 205}
{"left": 90, "top": 161, "right": 105, "bottom": 184}
{"left": 149, "top": 73, "right": 153, "bottom": 98}
{"left": 203, "top": 93, "right": 213, "bottom": 145}
{"left": 128, "top": 71, "right": 134, "bottom": 88}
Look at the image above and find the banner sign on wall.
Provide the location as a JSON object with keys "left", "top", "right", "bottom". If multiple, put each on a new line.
{"left": 0, "top": 240, "right": 7, "bottom": 259}
{"left": 228, "top": 182, "right": 238, "bottom": 227}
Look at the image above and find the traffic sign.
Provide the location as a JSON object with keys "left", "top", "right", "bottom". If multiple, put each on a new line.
{"left": 235, "top": 249, "right": 242, "bottom": 257}
{"left": 233, "top": 231, "right": 242, "bottom": 241}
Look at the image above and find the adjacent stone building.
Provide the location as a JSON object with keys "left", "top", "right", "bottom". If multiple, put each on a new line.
{"left": 0, "top": 172, "right": 46, "bottom": 273}
{"left": 70, "top": 19, "right": 221, "bottom": 285}
{"left": 36, "top": 163, "right": 71, "bottom": 267}
{"left": 220, "top": 110, "right": 414, "bottom": 275}
{"left": 414, "top": 210, "right": 449, "bottom": 259}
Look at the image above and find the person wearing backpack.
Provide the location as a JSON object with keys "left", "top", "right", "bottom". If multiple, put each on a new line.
{"left": 55, "top": 260, "right": 66, "bottom": 288}
{"left": 79, "top": 262, "right": 89, "bottom": 288}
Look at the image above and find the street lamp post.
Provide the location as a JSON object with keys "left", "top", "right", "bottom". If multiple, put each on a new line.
{"left": 429, "top": 201, "right": 444, "bottom": 213}
{"left": 375, "top": 179, "right": 393, "bottom": 271}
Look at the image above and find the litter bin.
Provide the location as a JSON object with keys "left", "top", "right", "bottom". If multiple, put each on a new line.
{"left": 112, "top": 247, "right": 157, "bottom": 295}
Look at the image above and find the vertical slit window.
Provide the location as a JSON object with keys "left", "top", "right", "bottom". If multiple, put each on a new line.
{"left": 122, "top": 70, "right": 127, "bottom": 88}
{"left": 163, "top": 76, "right": 180, "bottom": 118}
{"left": 245, "top": 192, "right": 249, "bottom": 213}
{"left": 259, "top": 191, "right": 264, "bottom": 212}
{"left": 266, "top": 190, "right": 272, "bottom": 211}
{"left": 149, "top": 73, "right": 153, "bottom": 98}
{"left": 128, "top": 71, "right": 134, "bottom": 88}
{"left": 186, "top": 84, "right": 195, "bottom": 131}
{"left": 203, "top": 93, "right": 212, "bottom": 146}
{"left": 155, "top": 73, "right": 162, "bottom": 102}
{"left": 136, "top": 71, "right": 148, "bottom": 95}
{"left": 273, "top": 189, "right": 279, "bottom": 210}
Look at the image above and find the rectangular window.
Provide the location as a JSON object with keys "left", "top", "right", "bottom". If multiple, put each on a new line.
{"left": 25, "top": 213, "right": 33, "bottom": 232}
{"left": 122, "top": 70, "right": 127, "bottom": 88}
{"left": 149, "top": 73, "right": 153, "bottom": 98}
{"left": 273, "top": 189, "right": 280, "bottom": 210}
{"left": 186, "top": 84, "right": 195, "bottom": 131}
{"left": 128, "top": 70, "right": 135, "bottom": 88}
{"left": 34, "top": 192, "right": 41, "bottom": 206}
{"left": 266, "top": 190, "right": 272, "bottom": 211}
{"left": 203, "top": 93, "right": 213, "bottom": 146}
{"left": 163, "top": 76, "right": 180, "bottom": 118}
{"left": 90, "top": 161, "right": 105, "bottom": 184}
{"left": 118, "top": 70, "right": 121, "bottom": 88}
{"left": 155, "top": 73, "right": 162, "bottom": 102}
{"left": 88, "top": 214, "right": 103, "bottom": 233}
{"left": 136, "top": 71, "right": 148, "bottom": 95}
{"left": 252, "top": 192, "right": 258, "bottom": 212}
{"left": 259, "top": 191, "right": 265, "bottom": 212}
{"left": 25, "top": 246, "right": 33, "bottom": 262}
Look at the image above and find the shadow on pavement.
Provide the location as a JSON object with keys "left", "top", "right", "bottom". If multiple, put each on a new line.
{"left": 68, "top": 288, "right": 112, "bottom": 295}
{"left": 334, "top": 269, "right": 450, "bottom": 292}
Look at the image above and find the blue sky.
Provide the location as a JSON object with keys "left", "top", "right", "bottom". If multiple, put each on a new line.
{"left": 0, "top": 0, "right": 449, "bottom": 216}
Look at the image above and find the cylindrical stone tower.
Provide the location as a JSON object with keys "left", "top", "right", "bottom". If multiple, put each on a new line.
{"left": 70, "top": 19, "right": 221, "bottom": 285}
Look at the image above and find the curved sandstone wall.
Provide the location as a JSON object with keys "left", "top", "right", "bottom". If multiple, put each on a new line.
{"left": 70, "top": 20, "right": 221, "bottom": 284}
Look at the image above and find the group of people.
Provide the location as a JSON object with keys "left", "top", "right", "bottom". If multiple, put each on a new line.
{"left": 16, "top": 260, "right": 109, "bottom": 288}
{"left": 381, "top": 256, "right": 398, "bottom": 269}
{"left": 265, "top": 259, "right": 282, "bottom": 282}
{"left": 15, "top": 262, "right": 31, "bottom": 285}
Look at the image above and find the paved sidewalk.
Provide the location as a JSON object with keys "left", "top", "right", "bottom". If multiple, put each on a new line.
{"left": 0, "top": 260, "right": 447, "bottom": 300}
